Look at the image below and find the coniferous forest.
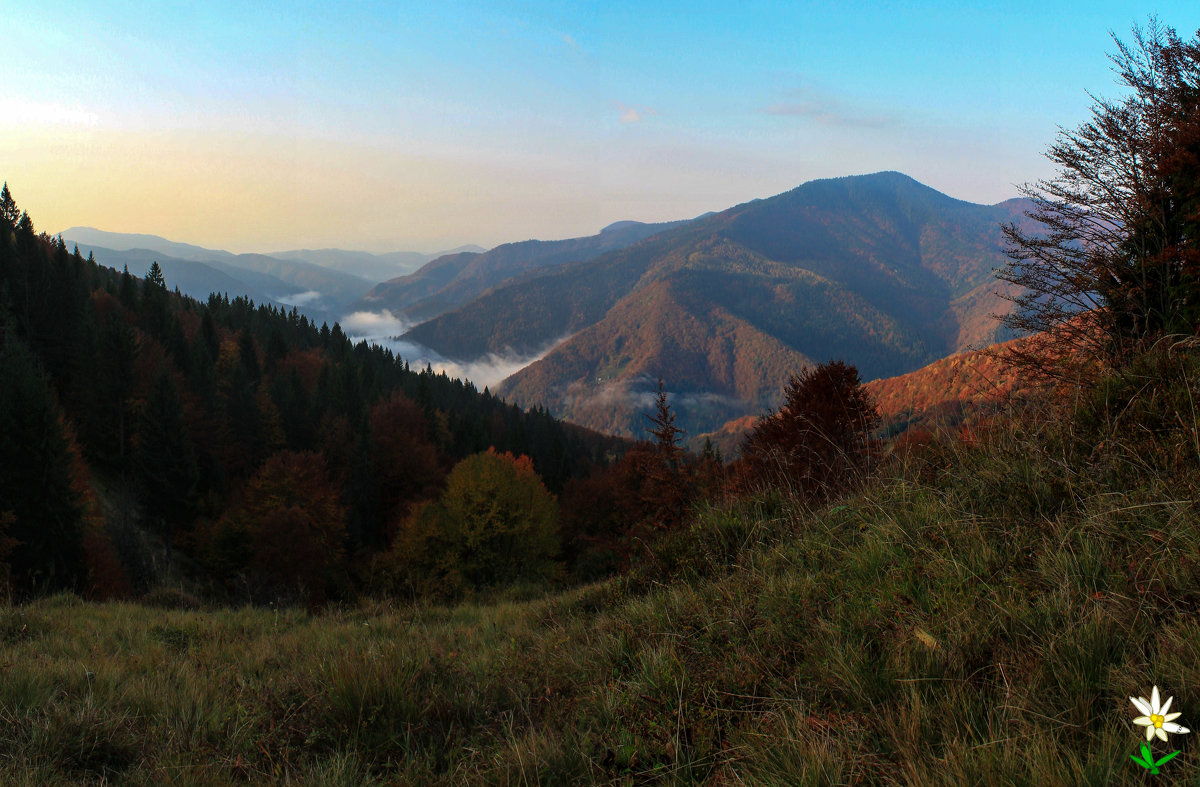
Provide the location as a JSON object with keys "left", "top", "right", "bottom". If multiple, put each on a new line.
{"left": 0, "top": 188, "right": 648, "bottom": 605}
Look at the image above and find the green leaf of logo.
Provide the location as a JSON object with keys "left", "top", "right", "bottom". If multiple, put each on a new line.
{"left": 1131, "top": 743, "right": 1155, "bottom": 771}
{"left": 1154, "top": 750, "right": 1181, "bottom": 768}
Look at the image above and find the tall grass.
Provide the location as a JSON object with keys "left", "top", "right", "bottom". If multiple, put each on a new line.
{"left": 2, "top": 357, "right": 1200, "bottom": 783}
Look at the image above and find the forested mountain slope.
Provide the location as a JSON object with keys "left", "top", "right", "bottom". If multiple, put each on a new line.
{"left": 359, "top": 217, "right": 696, "bottom": 324}
{"left": 406, "top": 172, "right": 1028, "bottom": 438}
{"left": 2, "top": 190, "right": 623, "bottom": 604}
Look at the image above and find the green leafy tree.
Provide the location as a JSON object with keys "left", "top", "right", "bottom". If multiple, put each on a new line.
{"left": 392, "top": 449, "right": 559, "bottom": 596}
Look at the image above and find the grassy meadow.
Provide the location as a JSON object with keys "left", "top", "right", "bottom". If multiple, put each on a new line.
{"left": 4, "top": 355, "right": 1200, "bottom": 785}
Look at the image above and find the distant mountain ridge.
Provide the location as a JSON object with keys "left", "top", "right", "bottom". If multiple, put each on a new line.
{"left": 69, "top": 245, "right": 312, "bottom": 312}
{"left": 58, "top": 228, "right": 488, "bottom": 322}
{"left": 62, "top": 238, "right": 374, "bottom": 322}
{"left": 267, "top": 245, "right": 485, "bottom": 282}
{"left": 59, "top": 227, "right": 236, "bottom": 264}
{"left": 356, "top": 217, "right": 700, "bottom": 324}
{"left": 400, "top": 172, "right": 1030, "bottom": 438}
{"left": 58, "top": 227, "right": 483, "bottom": 284}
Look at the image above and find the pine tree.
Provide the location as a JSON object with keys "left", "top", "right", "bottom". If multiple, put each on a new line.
{"left": 640, "top": 378, "right": 690, "bottom": 530}
{"left": 146, "top": 261, "right": 166, "bottom": 290}
{"left": 118, "top": 265, "right": 138, "bottom": 310}
{"left": 0, "top": 183, "right": 19, "bottom": 227}
{"left": 141, "top": 261, "right": 170, "bottom": 336}
{"left": 135, "top": 369, "right": 200, "bottom": 536}
{"left": 0, "top": 336, "right": 86, "bottom": 593}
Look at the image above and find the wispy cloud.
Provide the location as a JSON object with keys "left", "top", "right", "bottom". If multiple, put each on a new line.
{"left": 616, "top": 101, "right": 656, "bottom": 125}
{"left": 342, "top": 309, "right": 409, "bottom": 336}
{"left": 564, "top": 377, "right": 748, "bottom": 436}
{"left": 763, "top": 87, "right": 891, "bottom": 129}
{"left": 0, "top": 98, "right": 100, "bottom": 128}
{"left": 561, "top": 33, "right": 581, "bottom": 51}
{"left": 566, "top": 375, "right": 659, "bottom": 412}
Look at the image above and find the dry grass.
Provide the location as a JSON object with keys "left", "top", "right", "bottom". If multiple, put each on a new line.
{"left": 3, "top": 354, "right": 1200, "bottom": 784}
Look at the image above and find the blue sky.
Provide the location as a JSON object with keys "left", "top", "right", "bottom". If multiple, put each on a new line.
{"left": 4, "top": 1, "right": 1199, "bottom": 252}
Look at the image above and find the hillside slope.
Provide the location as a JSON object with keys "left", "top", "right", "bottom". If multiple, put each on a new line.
{"left": 8, "top": 374, "right": 1198, "bottom": 784}
{"left": 359, "top": 218, "right": 695, "bottom": 324}
{"left": 2, "top": 199, "right": 624, "bottom": 602}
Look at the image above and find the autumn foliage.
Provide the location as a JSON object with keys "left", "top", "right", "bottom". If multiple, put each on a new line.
{"left": 390, "top": 449, "right": 559, "bottom": 597}
{"left": 229, "top": 451, "right": 347, "bottom": 605}
{"left": 739, "top": 360, "right": 880, "bottom": 498}
{"left": 999, "top": 21, "right": 1200, "bottom": 379}
{"left": 369, "top": 391, "right": 444, "bottom": 536}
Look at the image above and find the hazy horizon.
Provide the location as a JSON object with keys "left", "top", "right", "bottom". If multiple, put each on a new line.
{"left": 6, "top": 2, "right": 1200, "bottom": 253}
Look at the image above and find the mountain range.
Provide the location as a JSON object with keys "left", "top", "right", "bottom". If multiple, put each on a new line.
{"left": 355, "top": 217, "right": 702, "bottom": 324}
{"left": 60, "top": 172, "right": 1032, "bottom": 442}
{"left": 57, "top": 227, "right": 483, "bottom": 322}
{"left": 390, "top": 172, "right": 1030, "bottom": 439}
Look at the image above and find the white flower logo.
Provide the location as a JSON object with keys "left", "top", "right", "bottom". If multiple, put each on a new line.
{"left": 1131, "top": 686, "right": 1191, "bottom": 742}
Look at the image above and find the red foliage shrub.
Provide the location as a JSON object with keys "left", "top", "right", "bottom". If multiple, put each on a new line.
{"left": 739, "top": 360, "right": 880, "bottom": 499}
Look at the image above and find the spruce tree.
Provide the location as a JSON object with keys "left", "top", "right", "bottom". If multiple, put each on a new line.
{"left": 0, "top": 336, "right": 86, "bottom": 593}
{"left": 0, "top": 183, "right": 19, "bottom": 227}
{"left": 640, "top": 378, "right": 690, "bottom": 530}
{"left": 135, "top": 369, "right": 200, "bottom": 536}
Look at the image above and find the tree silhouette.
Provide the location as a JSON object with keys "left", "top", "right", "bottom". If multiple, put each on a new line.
{"left": 639, "top": 378, "right": 691, "bottom": 530}
{"left": 999, "top": 19, "right": 1200, "bottom": 379}
{"left": 0, "top": 337, "right": 85, "bottom": 593}
{"left": 0, "top": 183, "right": 19, "bottom": 227}
{"left": 146, "top": 261, "right": 166, "bottom": 290}
{"left": 135, "top": 369, "right": 199, "bottom": 536}
{"left": 740, "top": 360, "right": 879, "bottom": 499}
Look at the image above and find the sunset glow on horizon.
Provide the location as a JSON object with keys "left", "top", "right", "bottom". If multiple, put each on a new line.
{"left": 6, "top": 1, "right": 1200, "bottom": 253}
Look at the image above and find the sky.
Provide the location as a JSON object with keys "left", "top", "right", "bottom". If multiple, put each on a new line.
{"left": 4, "top": 1, "right": 1200, "bottom": 254}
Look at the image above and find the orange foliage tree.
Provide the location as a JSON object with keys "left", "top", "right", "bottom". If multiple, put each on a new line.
{"left": 559, "top": 445, "right": 653, "bottom": 579}
{"left": 391, "top": 448, "right": 559, "bottom": 596}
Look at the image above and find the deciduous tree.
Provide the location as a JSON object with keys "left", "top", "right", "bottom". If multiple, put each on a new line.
{"left": 239, "top": 451, "right": 347, "bottom": 605}
{"left": 392, "top": 448, "right": 559, "bottom": 596}
{"left": 1000, "top": 19, "right": 1200, "bottom": 379}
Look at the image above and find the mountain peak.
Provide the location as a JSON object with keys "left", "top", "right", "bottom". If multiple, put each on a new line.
{"left": 599, "top": 220, "right": 645, "bottom": 234}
